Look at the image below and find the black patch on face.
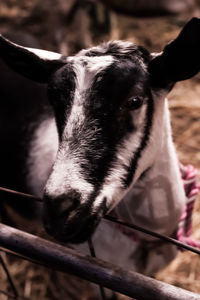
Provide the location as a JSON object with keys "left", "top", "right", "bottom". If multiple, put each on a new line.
{"left": 47, "top": 63, "right": 76, "bottom": 138}
{"left": 69, "top": 50, "right": 151, "bottom": 192}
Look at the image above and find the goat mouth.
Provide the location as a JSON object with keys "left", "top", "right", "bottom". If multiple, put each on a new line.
{"left": 43, "top": 213, "right": 101, "bottom": 243}
{"left": 43, "top": 195, "right": 108, "bottom": 243}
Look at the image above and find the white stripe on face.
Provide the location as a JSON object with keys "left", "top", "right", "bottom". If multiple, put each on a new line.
{"left": 63, "top": 56, "right": 114, "bottom": 139}
{"left": 44, "top": 147, "right": 94, "bottom": 201}
{"left": 45, "top": 56, "right": 114, "bottom": 201}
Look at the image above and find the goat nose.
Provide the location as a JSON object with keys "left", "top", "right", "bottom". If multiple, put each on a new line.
{"left": 44, "top": 190, "right": 80, "bottom": 210}
{"left": 42, "top": 190, "right": 81, "bottom": 233}
{"left": 45, "top": 195, "right": 72, "bottom": 216}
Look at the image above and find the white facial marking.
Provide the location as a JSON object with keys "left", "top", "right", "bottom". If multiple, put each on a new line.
{"left": 45, "top": 56, "right": 114, "bottom": 201}
{"left": 64, "top": 56, "right": 114, "bottom": 138}
{"left": 45, "top": 148, "right": 94, "bottom": 201}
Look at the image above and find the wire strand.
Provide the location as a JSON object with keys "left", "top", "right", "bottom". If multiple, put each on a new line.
{"left": 104, "top": 215, "right": 200, "bottom": 255}
{"left": 1, "top": 186, "right": 200, "bottom": 256}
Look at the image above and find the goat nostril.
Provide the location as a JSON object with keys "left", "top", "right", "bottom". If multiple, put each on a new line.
{"left": 43, "top": 190, "right": 81, "bottom": 218}
{"left": 43, "top": 190, "right": 85, "bottom": 240}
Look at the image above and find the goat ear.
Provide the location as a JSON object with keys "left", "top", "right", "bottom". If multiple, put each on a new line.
{"left": 149, "top": 18, "right": 200, "bottom": 88}
{"left": 0, "top": 35, "right": 66, "bottom": 83}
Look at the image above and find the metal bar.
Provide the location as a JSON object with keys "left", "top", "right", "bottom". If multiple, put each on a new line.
{"left": 0, "top": 223, "right": 199, "bottom": 300}
{"left": 0, "top": 252, "right": 18, "bottom": 298}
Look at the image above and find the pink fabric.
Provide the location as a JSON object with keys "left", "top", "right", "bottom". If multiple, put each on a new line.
{"left": 176, "top": 163, "right": 200, "bottom": 249}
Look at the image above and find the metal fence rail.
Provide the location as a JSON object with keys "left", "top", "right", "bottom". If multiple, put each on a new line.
{"left": 1, "top": 186, "right": 200, "bottom": 299}
{"left": 0, "top": 223, "right": 200, "bottom": 300}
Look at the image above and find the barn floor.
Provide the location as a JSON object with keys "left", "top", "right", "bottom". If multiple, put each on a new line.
{"left": 0, "top": 3, "right": 200, "bottom": 299}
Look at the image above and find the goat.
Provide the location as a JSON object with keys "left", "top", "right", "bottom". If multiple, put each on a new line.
{"left": 0, "top": 18, "right": 200, "bottom": 275}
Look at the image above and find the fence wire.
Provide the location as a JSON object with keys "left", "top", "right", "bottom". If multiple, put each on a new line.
{"left": 1, "top": 186, "right": 200, "bottom": 256}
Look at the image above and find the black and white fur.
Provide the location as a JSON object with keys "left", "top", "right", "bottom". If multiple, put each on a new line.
{"left": 1, "top": 18, "right": 200, "bottom": 272}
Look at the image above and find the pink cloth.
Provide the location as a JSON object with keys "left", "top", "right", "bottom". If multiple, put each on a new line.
{"left": 176, "top": 163, "right": 200, "bottom": 249}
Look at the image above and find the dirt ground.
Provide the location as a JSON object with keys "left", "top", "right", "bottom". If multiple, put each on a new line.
{"left": 0, "top": 2, "right": 200, "bottom": 299}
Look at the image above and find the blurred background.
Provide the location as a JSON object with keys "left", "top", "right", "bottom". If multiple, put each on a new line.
{"left": 1, "top": 0, "right": 200, "bottom": 299}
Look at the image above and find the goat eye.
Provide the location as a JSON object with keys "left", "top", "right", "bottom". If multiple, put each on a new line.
{"left": 126, "top": 97, "right": 143, "bottom": 110}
